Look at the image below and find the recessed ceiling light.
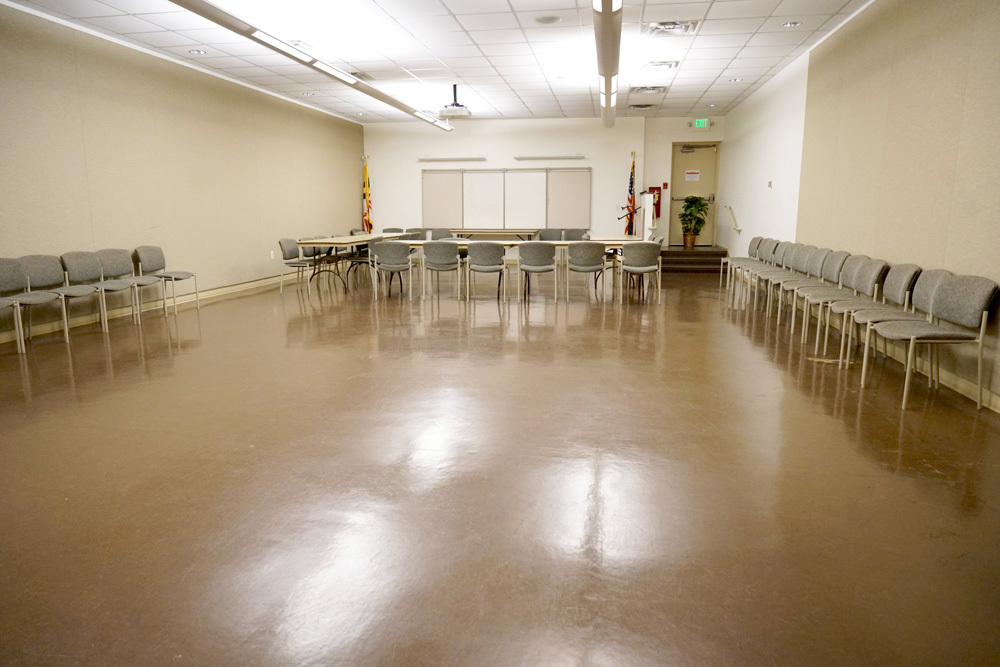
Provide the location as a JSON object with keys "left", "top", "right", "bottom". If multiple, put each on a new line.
{"left": 535, "top": 15, "right": 562, "bottom": 25}
{"left": 782, "top": 21, "right": 802, "bottom": 28}
{"left": 302, "top": 92, "right": 316, "bottom": 96}
{"left": 357, "top": 112, "right": 367, "bottom": 116}
{"left": 188, "top": 49, "right": 207, "bottom": 55}
{"left": 709, "top": 104, "right": 716, "bottom": 107}
{"left": 729, "top": 78, "right": 744, "bottom": 82}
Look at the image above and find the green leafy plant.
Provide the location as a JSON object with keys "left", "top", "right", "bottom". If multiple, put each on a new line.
{"left": 679, "top": 195, "right": 709, "bottom": 236}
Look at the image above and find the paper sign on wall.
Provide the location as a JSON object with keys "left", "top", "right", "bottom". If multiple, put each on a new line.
{"left": 685, "top": 170, "right": 700, "bottom": 182}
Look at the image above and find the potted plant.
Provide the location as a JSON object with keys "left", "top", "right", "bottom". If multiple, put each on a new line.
{"left": 679, "top": 195, "right": 709, "bottom": 249}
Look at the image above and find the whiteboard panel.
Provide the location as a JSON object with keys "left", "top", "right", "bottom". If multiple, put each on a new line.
{"left": 463, "top": 171, "right": 504, "bottom": 229}
{"left": 422, "top": 171, "right": 463, "bottom": 229}
{"left": 504, "top": 170, "right": 547, "bottom": 228}
{"left": 547, "top": 169, "right": 591, "bottom": 229}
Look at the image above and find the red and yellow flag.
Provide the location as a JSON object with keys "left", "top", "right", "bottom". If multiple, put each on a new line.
{"left": 362, "top": 156, "right": 373, "bottom": 233}
{"left": 624, "top": 151, "right": 636, "bottom": 235}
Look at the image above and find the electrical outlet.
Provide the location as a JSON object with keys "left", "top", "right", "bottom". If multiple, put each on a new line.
{"left": 270, "top": 250, "right": 275, "bottom": 259}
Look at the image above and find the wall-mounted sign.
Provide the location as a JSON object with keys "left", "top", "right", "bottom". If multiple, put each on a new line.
{"left": 685, "top": 170, "right": 700, "bottom": 181}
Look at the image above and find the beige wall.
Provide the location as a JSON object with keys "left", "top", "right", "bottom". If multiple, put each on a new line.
{"left": 797, "top": 0, "right": 1000, "bottom": 406}
{"left": 0, "top": 5, "right": 363, "bottom": 299}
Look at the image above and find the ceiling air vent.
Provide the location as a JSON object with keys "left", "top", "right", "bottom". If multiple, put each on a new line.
{"left": 629, "top": 104, "right": 656, "bottom": 111}
{"left": 631, "top": 86, "right": 666, "bottom": 95}
{"left": 645, "top": 61, "right": 680, "bottom": 70}
{"left": 647, "top": 21, "right": 699, "bottom": 35}
{"left": 348, "top": 71, "right": 375, "bottom": 82}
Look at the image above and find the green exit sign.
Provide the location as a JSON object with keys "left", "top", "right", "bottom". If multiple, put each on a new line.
{"left": 693, "top": 118, "right": 710, "bottom": 129}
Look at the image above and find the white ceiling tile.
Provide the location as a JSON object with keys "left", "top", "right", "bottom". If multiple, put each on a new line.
{"left": 731, "top": 56, "right": 782, "bottom": 67}
{"left": 99, "top": 0, "right": 173, "bottom": 11}
{"left": 698, "top": 18, "right": 766, "bottom": 34}
{"left": 439, "top": 56, "right": 492, "bottom": 67}
{"left": 209, "top": 39, "right": 272, "bottom": 56}
{"left": 706, "top": 0, "right": 781, "bottom": 19}
{"left": 126, "top": 30, "right": 197, "bottom": 47}
{"left": 820, "top": 14, "right": 852, "bottom": 30}
{"left": 453, "top": 67, "right": 499, "bottom": 76}
{"left": 175, "top": 28, "right": 240, "bottom": 43}
{"left": 30, "top": 0, "right": 122, "bottom": 16}
{"left": 737, "top": 44, "right": 796, "bottom": 57}
{"left": 373, "top": 0, "right": 449, "bottom": 16}
{"left": 498, "top": 65, "right": 543, "bottom": 75}
{"left": 195, "top": 56, "right": 251, "bottom": 69}
{"left": 516, "top": 9, "right": 582, "bottom": 28}
{"left": 681, "top": 59, "right": 733, "bottom": 69}
{"left": 461, "top": 75, "right": 505, "bottom": 83}
{"left": 523, "top": 26, "right": 580, "bottom": 42}
{"left": 675, "top": 67, "right": 722, "bottom": 78}
{"left": 136, "top": 11, "right": 217, "bottom": 31}
{"left": 442, "top": 0, "right": 512, "bottom": 13}
{"left": 691, "top": 33, "right": 751, "bottom": 48}
{"left": 470, "top": 29, "right": 528, "bottom": 44}
{"left": 747, "top": 30, "right": 808, "bottom": 46}
{"left": 721, "top": 67, "right": 770, "bottom": 77}
{"left": 642, "top": 3, "right": 711, "bottom": 22}
{"left": 396, "top": 14, "right": 464, "bottom": 32}
{"left": 221, "top": 66, "right": 274, "bottom": 77}
{"left": 457, "top": 13, "right": 520, "bottom": 31}
{"left": 489, "top": 55, "right": 539, "bottom": 67}
{"left": 81, "top": 13, "right": 159, "bottom": 32}
{"left": 269, "top": 83, "right": 311, "bottom": 92}
{"left": 242, "top": 75, "right": 295, "bottom": 85}
{"left": 481, "top": 42, "right": 534, "bottom": 56}
{"left": 773, "top": 0, "right": 849, "bottom": 16}
{"left": 684, "top": 47, "right": 741, "bottom": 59}
{"left": 759, "top": 14, "right": 830, "bottom": 31}
{"left": 240, "top": 53, "right": 296, "bottom": 66}
{"left": 159, "top": 44, "right": 229, "bottom": 59}
{"left": 427, "top": 45, "right": 484, "bottom": 57}
{"left": 408, "top": 69, "right": 454, "bottom": 79}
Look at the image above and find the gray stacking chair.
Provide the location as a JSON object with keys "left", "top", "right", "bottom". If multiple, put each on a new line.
{"left": 566, "top": 241, "right": 609, "bottom": 301}
{"left": 870, "top": 274, "right": 998, "bottom": 410}
{"left": 564, "top": 229, "right": 588, "bottom": 241}
{"left": 778, "top": 246, "right": 831, "bottom": 334}
{"left": 277, "top": 238, "right": 310, "bottom": 294}
{"left": 0, "top": 296, "right": 25, "bottom": 354}
{"left": 20, "top": 255, "right": 98, "bottom": 343}
{"left": 798, "top": 254, "right": 869, "bottom": 355}
{"left": 421, "top": 240, "right": 462, "bottom": 299}
{"left": 466, "top": 242, "right": 507, "bottom": 301}
{"left": 405, "top": 227, "right": 426, "bottom": 239}
{"left": 97, "top": 248, "right": 162, "bottom": 322}
{"left": 722, "top": 235, "right": 764, "bottom": 291}
{"left": 792, "top": 249, "right": 849, "bottom": 344}
{"left": 61, "top": 251, "right": 136, "bottom": 332}
{"left": 370, "top": 240, "right": 412, "bottom": 301}
{"left": 618, "top": 241, "right": 662, "bottom": 304}
{"left": 0, "top": 259, "right": 58, "bottom": 350}
{"left": 517, "top": 241, "right": 558, "bottom": 302}
{"left": 824, "top": 258, "right": 890, "bottom": 367}
{"left": 538, "top": 228, "right": 563, "bottom": 241}
{"left": 383, "top": 227, "right": 404, "bottom": 234}
{"left": 134, "top": 246, "right": 198, "bottom": 316}
{"left": 430, "top": 228, "right": 452, "bottom": 240}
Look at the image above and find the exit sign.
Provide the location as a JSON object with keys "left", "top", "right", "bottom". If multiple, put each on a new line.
{"left": 692, "top": 118, "right": 710, "bottom": 131}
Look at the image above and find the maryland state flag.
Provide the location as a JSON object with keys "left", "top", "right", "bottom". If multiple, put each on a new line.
{"left": 362, "top": 156, "right": 373, "bottom": 233}
{"left": 624, "top": 151, "right": 636, "bottom": 235}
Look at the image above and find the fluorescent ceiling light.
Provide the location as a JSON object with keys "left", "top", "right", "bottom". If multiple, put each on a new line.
{"left": 413, "top": 110, "right": 437, "bottom": 123}
{"left": 251, "top": 30, "right": 311, "bottom": 63}
{"left": 312, "top": 61, "right": 357, "bottom": 85}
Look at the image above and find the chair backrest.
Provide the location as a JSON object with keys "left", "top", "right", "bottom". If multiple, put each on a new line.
{"left": 564, "top": 229, "right": 588, "bottom": 241}
{"left": 746, "top": 236, "right": 763, "bottom": 258}
{"left": 0, "top": 257, "right": 30, "bottom": 294}
{"left": 567, "top": 241, "right": 606, "bottom": 268}
{"left": 350, "top": 228, "right": 364, "bottom": 235}
{"left": 61, "top": 251, "right": 104, "bottom": 284}
{"left": 931, "top": 274, "right": 998, "bottom": 328}
{"left": 19, "top": 255, "right": 65, "bottom": 290}
{"left": 430, "top": 228, "right": 452, "bottom": 240}
{"left": 405, "top": 227, "right": 424, "bottom": 234}
{"left": 910, "top": 268, "right": 951, "bottom": 314}
{"left": 838, "top": 254, "right": 869, "bottom": 290}
{"left": 467, "top": 242, "right": 505, "bottom": 268}
{"left": 278, "top": 238, "right": 300, "bottom": 261}
{"left": 538, "top": 229, "right": 563, "bottom": 241}
{"left": 97, "top": 249, "right": 136, "bottom": 279}
{"left": 771, "top": 241, "right": 791, "bottom": 266}
{"left": 383, "top": 227, "right": 404, "bottom": 233}
{"left": 134, "top": 246, "right": 167, "bottom": 274}
{"left": 820, "top": 250, "right": 849, "bottom": 283}
{"left": 518, "top": 241, "right": 556, "bottom": 267}
{"left": 853, "top": 258, "right": 889, "bottom": 298}
{"left": 880, "top": 263, "right": 921, "bottom": 307}
{"left": 423, "top": 240, "right": 460, "bottom": 267}
{"left": 649, "top": 235, "right": 664, "bottom": 245}
{"left": 756, "top": 238, "right": 779, "bottom": 263}
{"left": 371, "top": 240, "right": 410, "bottom": 266}
{"left": 791, "top": 245, "right": 816, "bottom": 273}
{"left": 622, "top": 242, "right": 661, "bottom": 268}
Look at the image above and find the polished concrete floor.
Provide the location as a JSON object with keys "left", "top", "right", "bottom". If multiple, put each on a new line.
{"left": 1, "top": 273, "right": 998, "bottom": 666}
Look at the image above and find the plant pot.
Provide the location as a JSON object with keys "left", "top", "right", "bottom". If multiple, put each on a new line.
{"left": 683, "top": 233, "right": 697, "bottom": 249}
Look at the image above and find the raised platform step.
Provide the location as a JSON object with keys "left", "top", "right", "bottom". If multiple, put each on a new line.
{"left": 660, "top": 245, "right": 728, "bottom": 272}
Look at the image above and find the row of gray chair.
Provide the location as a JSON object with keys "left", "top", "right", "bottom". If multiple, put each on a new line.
{"left": 726, "top": 237, "right": 998, "bottom": 410}
{"left": 0, "top": 246, "right": 196, "bottom": 354}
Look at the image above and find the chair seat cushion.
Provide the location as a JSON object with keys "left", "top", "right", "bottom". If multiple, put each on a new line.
{"left": 425, "top": 262, "right": 460, "bottom": 271}
{"left": 622, "top": 265, "right": 658, "bottom": 274}
{"left": 470, "top": 264, "right": 504, "bottom": 273}
{"left": 9, "top": 292, "right": 59, "bottom": 305}
{"left": 377, "top": 263, "right": 410, "bottom": 272}
{"left": 852, "top": 308, "right": 924, "bottom": 325}
{"left": 96, "top": 279, "right": 134, "bottom": 292}
{"left": 872, "top": 320, "right": 977, "bottom": 341}
{"left": 828, "top": 298, "right": 878, "bottom": 314}
{"left": 153, "top": 270, "right": 194, "bottom": 281}
{"left": 521, "top": 264, "right": 555, "bottom": 273}
{"left": 128, "top": 275, "right": 162, "bottom": 287}
{"left": 569, "top": 263, "right": 605, "bottom": 272}
{"left": 51, "top": 285, "right": 97, "bottom": 298}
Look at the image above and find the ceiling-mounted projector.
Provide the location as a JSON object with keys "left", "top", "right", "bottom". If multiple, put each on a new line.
{"left": 439, "top": 83, "right": 471, "bottom": 119}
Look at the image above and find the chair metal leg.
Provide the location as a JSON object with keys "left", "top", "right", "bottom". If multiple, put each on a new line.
{"left": 861, "top": 322, "right": 873, "bottom": 387}
{"left": 902, "top": 338, "right": 916, "bottom": 409}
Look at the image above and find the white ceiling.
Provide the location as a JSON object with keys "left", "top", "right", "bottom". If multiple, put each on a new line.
{"left": 9, "top": 0, "right": 867, "bottom": 124}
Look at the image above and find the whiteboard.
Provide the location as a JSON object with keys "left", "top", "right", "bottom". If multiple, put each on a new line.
{"left": 504, "top": 171, "right": 547, "bottom": 228}
{"left": 422, "top": 171, "right": 463, "bottom": 229}
{"left": 463, "top": 171, "right": 504, "bottom": 229}
{"left": 547, "top": 169, "right": 591, "bottom": 229}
